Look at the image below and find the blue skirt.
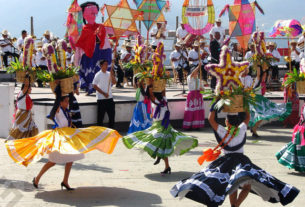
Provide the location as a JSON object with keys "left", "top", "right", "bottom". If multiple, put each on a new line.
{"left": 79, "top": 45, "right": 112, "bottom": 94}
{"left": 127, "top": 101, "right": 152, "bottom": 134}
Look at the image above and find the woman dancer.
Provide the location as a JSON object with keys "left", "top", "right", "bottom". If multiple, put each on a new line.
{"left": 8, "top": 76, "right": 38, "bottom": 140}
{"left": 69, "top": 76, "right": 83, "bottom": 128}
{"left": 183, "top": 65, "right": 205, "bottom": 130}
{"left": 276, "top": 103, "right": 305, "bottom": 172}
{"left": 171, "top": 109, "right": 299, "bottom": 207}
{"left": 250, "top": 66, "right": 291, "bottom": 137}
{"left": 5, "top": 86, "right": 121, "bottom": 190}
{"left": 127, "top": 79, "right": 152, "bottom": 134}
{"left": 123, "top": 90, "right": 198, "bottom": 174}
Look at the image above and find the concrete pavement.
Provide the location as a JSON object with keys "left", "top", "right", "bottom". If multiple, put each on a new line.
{"left": 0, "top": 125, "right": 304, "bottom": 207}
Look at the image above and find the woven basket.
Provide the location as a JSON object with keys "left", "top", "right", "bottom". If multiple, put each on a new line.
{"left": 16, "top": 71, "right": 27, "bottom": 83}
{"left": 145, "top": 78, "right": 152, "bottom": 86}
{"left": 152, "top": 79, "right": 166, "bottom": 92}
{"left": 49, "top": 77, "right": 74, "bottom": 95}
{"left": 72, "top": 74, "right": 80, "bottom": 83}
{"left": 223, "top": 95, "right": 244, "bottom": 113}
{"left": 297, "top": 81, "right": 305, "bottom": 95}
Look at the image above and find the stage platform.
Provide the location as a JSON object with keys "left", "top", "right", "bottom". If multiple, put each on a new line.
{"left": 14, "top": 83, "right": 303, "bottom": 132}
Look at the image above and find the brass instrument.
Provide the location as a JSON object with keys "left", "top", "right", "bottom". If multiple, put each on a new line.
{"left": 156, "top": 23, "right": 166, "bottom": 39}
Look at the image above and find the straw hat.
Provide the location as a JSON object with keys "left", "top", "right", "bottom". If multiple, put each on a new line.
{"left": 2, "top": 30, "right": 8, "bottom": 35}
{"left": 175, "top": 42, "right": 182, "bottom": 47}
{"left": 216, "top": 18, "right": 222, "bottom": 23}
{"left": 193, "top": 41, "right": 200, "bottom": 47}
{"left": 36, "top": 42, "right": 43, "bottom": 48}
{"left": 43, "top": 30, "right": 50, "bottom": 36}
{"left": 126, "top": 42, "right": 133, "bottom": 48}
{"left": 291, "top": 40, "right": 297, "bottom": 45}
{"left": 199, "top": 38, "right": 206, "bottom": 44}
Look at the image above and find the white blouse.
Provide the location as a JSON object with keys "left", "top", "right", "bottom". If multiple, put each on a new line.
{"left": 187, "top": 76, "right": 200, "bottom": 91}
{"left": 55, "top": 108, "right": 69, "bottom": 128}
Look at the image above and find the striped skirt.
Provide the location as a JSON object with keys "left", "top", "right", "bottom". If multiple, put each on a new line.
{"left": 5, "top": 126, "right": 121, "bottom": 166}
{"left": 8, "top": 109, "right": 38, "bottom": 140}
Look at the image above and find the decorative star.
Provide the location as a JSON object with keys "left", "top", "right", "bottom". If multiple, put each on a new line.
{"left": 205, "top": 46, "right": 249, "bottom": 94}
{"left": 103, "top": 0, "right": 144, "bottom": 39}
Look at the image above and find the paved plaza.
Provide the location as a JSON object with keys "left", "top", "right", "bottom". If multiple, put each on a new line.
{"left": 0, "top": 126, "right": 304, "bottom": 207}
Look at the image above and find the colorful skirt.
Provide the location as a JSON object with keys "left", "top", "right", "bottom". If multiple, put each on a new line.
{"left": 5, "top": 126, "right": 121, "bottom": 166}
{"left": 249, "top": 95, "right": 292, "bottom": 127}
{"left": 276, "top": 124, "right": 305, "bottom": 172}
{"left": 123, "top": 121, "right": 198, "bottom": 159}
{"left": 70, "top": 95, "right": 83, "bottom": 128}
{"left": 171, "top": 153, "right": 299, "bottom": 206}
{"left": 7, "top": 109, "right": 38, "bottom": 140}
{"left": 127, "top": 101, "right": 152, "bottom": 134}
{"left": 79, "top": 46, "right": 112, "bottom": 94}
{"left": 183, "top": 90, "right": 205, "bottom": 129}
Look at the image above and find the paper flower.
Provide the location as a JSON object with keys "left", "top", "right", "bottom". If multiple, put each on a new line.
{"left": 23, "top": 37, "right": 34, "bottom": 67}
{"left": 43, "top": 43, "right": 59, "bottom": 74}
{"left": 205, "top": 45, "right": 249, "bottom": 95}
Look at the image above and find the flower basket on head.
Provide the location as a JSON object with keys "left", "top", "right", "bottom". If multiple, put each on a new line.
{"left": 49, "top": 77, "right": 74, "bottom": 95}
{"left": 72, "top": 74, "right": 80, "bottom": 83}
{"left": 152, "top": 79, "right": 166, "bottom": 92}
{"left": 223, "top": 95, "right": 244, "bottom": 113}
{"left": 6, "top": 58, "right": 36, "bottom": 83}
{"left": 16, "top": 71, "right": 27, "bottom": 83}
{"left": 297, "top": 81, "right": 305, "bottom": 94}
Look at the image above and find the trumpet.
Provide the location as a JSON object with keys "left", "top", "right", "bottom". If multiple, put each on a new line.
{"left": 9, "top": 37, "right": 17, "bottom": 44}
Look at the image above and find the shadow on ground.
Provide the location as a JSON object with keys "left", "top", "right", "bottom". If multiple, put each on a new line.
{"left": 35, "top": 186, "right": 162, "bottom": 207}
{"left": 0, "top": 178, "right": 37, "bottom": 192}
{"left": 38, "top": 158, "right": 113, "bottom": 173}
{"left": 144, "top": 171, "right": 194, "bottom": 182}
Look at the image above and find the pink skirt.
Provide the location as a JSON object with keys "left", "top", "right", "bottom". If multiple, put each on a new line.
{"left": 183, "top": 90, "right": 205, "bottom": 129}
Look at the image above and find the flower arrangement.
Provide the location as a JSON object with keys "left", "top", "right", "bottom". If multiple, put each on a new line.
{"left": 283, "top": 68, "right": 305, "bottom": 94}
{"left": 36, "top": 65, "right": 78, "bottom": 83}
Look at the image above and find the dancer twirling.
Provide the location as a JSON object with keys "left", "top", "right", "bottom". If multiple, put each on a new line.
{"left": 171, "top": 109, "right": 299, "bottom": 207}
{"left": 5, "top": 86, "right": 121, "bottom": 190}
{"left": 7, "top": 75, "right": 38, "bottom": 140}
{"left": 123, "top": 90, "right": 198, "bottom": 174}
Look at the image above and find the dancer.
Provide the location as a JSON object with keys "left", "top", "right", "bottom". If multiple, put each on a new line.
{"left": 7, "top": 76, "right": 38, "bottom": 140}
{"left": 123, "top": 90, "right": 198, "bottom": 174}
{"left": 5, "top": 86, "right": 121, "bottom": 190}
{"left": 127, "top": 79, "right": 152, "bottom": 134}
{"left": 171, "top": 110, "right": 299, "bottom": 207}
{"left": 69, "top": 76, "right": 83, "bottom": 128}
{"left": 276, "top": 103, "right": 305, "bottom": 172}
{"left": 183, "top": 65, "right": 205, "bottom": 130}
{"left": 250, "top": 66, "right": 291, "bottom": 137}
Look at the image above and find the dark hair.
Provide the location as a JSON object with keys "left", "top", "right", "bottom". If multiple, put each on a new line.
{"left": 80, "top": 2, "right": 99, "bottom": 24}
{"left": 226, "top": 112, "right": 245, "bottom": 126}
{"left": 60, "top": 95, "right": 69, "bottom": 102}
{"left": 153, "top": 92, "right": 163, "bottom": 103}
{"left": 21, "top": 30, "right": 27, "bottom": 35}
{"left": 99, "top": 59, "right": 108, "bottom": 66}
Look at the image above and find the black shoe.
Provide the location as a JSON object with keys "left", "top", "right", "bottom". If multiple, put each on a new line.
{"left": 32, "top": 177, "right": 38, "bottom": 189}
{"left": 252, "top": 132, "right": 260, "bottom": 138}
{"left": 61, "top": 182, "right": 75, "bottom": 191}
{"left": 161, "top": 167, "right": 171, "bottom": 175}
{"left": 153, "top": 157, "right": 161, "bottom": 165}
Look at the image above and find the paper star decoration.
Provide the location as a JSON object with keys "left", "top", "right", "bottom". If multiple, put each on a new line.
{"left": 205, "top": 46, "right": 249, "bottom": 94}
{"left": 103, "top": 0, "right": 144, "bottom": 38}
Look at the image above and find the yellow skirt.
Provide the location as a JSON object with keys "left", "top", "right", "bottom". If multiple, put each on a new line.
{"left": 5, "top": 126, "right": 122, "bottom": 167}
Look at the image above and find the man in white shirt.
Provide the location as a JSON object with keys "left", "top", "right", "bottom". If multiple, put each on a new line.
{"left": 150, "top": 22, "right": 167, "bottom": 46}
{"left": 209, "top": 18, "right": 226, "bottom": 44}
{"left": 176, "top": 22, "right": 188, "bottom": 42}
{"left": 35, "top": 42, "right": 48, "bottom": 87}
{"left": 17, "top": 30, "right": 27, "bottom": 52}
{"left": 0, "top": 30, "right": 19, "bottom": 67}
{"left": 287, "top": 40, "right": 300, "bottom": 71}
{"left": 170, "top": 42, "right": 188, "bottom": 83}
{"left": 200, "top": 39, "right": 210, "bottom": 82}
{"left": 66, "top": 44, "right": 73, "bottom": 66}
{"left": 297, "top": 32, "right": 305, "bottom": 55}
{"left": 121, "top": 42, "right": 134, "bottom": 85}
{"left": 267, "top": 42, "right": 281, "bottom": 81}
{"left": 93, "top": 59, "right": 117, "bottom": 128}
{"left": 244, "top": 43, "right": 255, "bottom": 75}
{"left": 42, "top": 30, "right": 52, "bottom": 45}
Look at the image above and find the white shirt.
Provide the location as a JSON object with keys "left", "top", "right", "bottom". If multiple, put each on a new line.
{"left": 240, "top": 75, "right": 253, "bottom": 89}
{"left": 170, "top": 49, "right": 187, "bottom": 68}
{"left": 267, "top": 49, "right": 281, "bottom": 66}
{"left": 55, "top": 108, "right": 69, "bottom": 128}
{"left": 35, "top": 50, "right": 47, "bottom": 66}
{"left": 244, "top": 51, "right": 254, "bottom": 66}
{"left": 291, "top": 49, "right": 301, "bottom": 62}
{"left": 216, "top": 122, "right": 247, "bottom": 154}
{"left": 187, "top": 76, "right": 200, "bottom": 91}
{"left": 176, "top": 26, "right": 188, "bottom": 41}
{"left": 121, "top": 51, "right": 134, "bottom": 63}
{"left": 209, "top": 26, "right": 226, "bottom": 43}
{"left": 92, "top": 70, "right": 113, "bottom": 100}
{"left": 17, "top": 37, "right": 25, "bottom": 50}
{"left": 16, "top": 91, "right": 27, "bottom": 110}
{"left": 42, "top": 37, "right": 51, "bottom": 45}
{"left": 201, "top": 48, "right": 210, "bottom": 64}
{"left": 150, "top": 26, "right": 167, "bottom": 45}
{"left": 188, "top": 49, "right": 203, "bottom": 65}
{"left": 298, "top": 36, "right": 305, "bottom": 53}
{"left": 66, "top": 51, "right": 73, "bottom": 66}
{"left": 0, "top": 38, "right": 13, "bottom": 53}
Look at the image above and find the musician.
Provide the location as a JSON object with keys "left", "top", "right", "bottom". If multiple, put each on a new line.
{"left": 209, "top": 18, "right": 225, "bottom": 44}
{"left": 121, "top": 42, "right": 134, "bottom": 86}
{"left": 66, "top": 44, "right": 73, "bottom": 66}
{"left": 0, "top": 30, "right": 19, "bottom": 67}
{"left": 171, "top": 42, "right": 188, "bottom": 83}
{"left": 200, "top": 39, "right": 210, "bottom": 82}
{"left": 176, "top": 22, "right": 188, "bottom": 42}
{"left": 110, "top": 40, "right": 124, "bottom": 88}
{"left": 42, "top": 30, "right": 52, "bottom": 45}
{"left": 297, "top": 31, "right": 305, "bottom": 55}
{"left": 267, "top": 42, "right": 281, "bottom": 81}
{"left": 231, "top": 43, "right": 243, "bottom": 62}
{"left": 244, "top": 43, "right": 255, "bottom": 76}
{"left": 17, "top": 30, "right": 27, "bottom": 52}
{"left": 150, "top": 22, "right": 167, "bottom": 46}
{"left": 209, "top": 31, "right": 221, "bottom": 91}
{"left": 35, "top": 42, "right": 47, "bottom": 87}
{"left": 287, "top": 40, "right": 300, "bottom": 71}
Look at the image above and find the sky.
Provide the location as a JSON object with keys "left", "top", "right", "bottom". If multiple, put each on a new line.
{"left": 0, "top": 0, "right": 305, "bottom": 39}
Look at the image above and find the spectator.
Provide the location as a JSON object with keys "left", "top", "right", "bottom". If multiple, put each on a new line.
{"left": 209, "top": 31, "right": 221, "bottom": 90}
{"left": 267, "top": 42, "right": 281, "bottom": 81}
{"left": 209, "top": 18, "right": 225, "bottom": 44}
{"left": 176, "top": 22, "right": 188, "bottom": 42}
{"left": 287, "top": 40, "right": 300, "bottom": 71}
{"left": 17, "top": 30, "right": 27, "bottom": 52}
{"left": 244, "top": 43, "right": 255, "bottom": 76}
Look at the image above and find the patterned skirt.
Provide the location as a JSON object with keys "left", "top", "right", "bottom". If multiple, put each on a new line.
{"left": 123, "top": 121, "right": 198, "bottom": 159}
{"left": 70, "top": 95, "right": 83, "bottom": 128}
{"left": 7, "top": 109, "right": 38, "bottom": 140}
{"left": 249, "top": 95, "right": 292, "bottom": 127}
{"left": 276, "top": 124, "right": 305, "bottom": 172}
{"left": 171, "top": 153, "right": 299, "bottom": 206}
{"left": 127, "top": 101, "right": 152, "bottom": 134}
{"left": 183, "top": 90, "right": 205, "bottom": 129}
{"left": 5, "top": 126, "right": 121, "bottom": 166}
